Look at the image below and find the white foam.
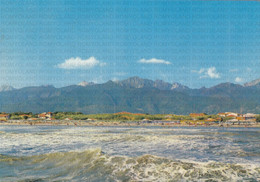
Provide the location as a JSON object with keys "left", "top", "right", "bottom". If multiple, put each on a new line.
{"left": 0, "top": 126, "right": 259, "bottom": 166}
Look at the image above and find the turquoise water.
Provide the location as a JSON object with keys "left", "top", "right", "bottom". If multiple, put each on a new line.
{"left": 0, "top": 126, "right": 259, "bottom": 181}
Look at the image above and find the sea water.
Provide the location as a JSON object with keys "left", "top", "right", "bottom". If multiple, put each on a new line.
{"left": 0, "top": 126, "right": 259, "bottom": 181}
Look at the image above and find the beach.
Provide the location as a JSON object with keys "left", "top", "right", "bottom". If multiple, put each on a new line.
{"left": 1, "top": 120, "right": 259, "bottom": 128}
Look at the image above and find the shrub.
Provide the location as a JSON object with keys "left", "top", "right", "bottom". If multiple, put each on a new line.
{"left": 256, "top": 115, "right": 260, "bottom": 123}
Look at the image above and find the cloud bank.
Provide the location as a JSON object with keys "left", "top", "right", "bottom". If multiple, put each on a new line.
{"left": 138, "top": 58, "right": 171, "bottom": 65}
{"left": 57, "top": 57, "right": 106, "bottom": 69}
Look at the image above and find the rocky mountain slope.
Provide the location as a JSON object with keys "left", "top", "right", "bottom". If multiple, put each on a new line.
{"left": 0, "top": 77, "right": 259, "bottom": 114}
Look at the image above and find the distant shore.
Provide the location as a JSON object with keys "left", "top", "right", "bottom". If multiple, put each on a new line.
{"left": 0, "top": 120, "right": 259, "bottom": 128}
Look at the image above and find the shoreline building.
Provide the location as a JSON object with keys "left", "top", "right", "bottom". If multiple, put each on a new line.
{"left": 0, "top": 114, "right": 10, "bottom": 121}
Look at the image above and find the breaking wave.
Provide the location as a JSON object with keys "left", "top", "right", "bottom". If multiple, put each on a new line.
{"left": 1, "top": 149, "right": 259, "bottom": 182}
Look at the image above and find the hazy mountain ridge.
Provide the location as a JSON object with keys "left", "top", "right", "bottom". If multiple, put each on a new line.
{"left": 116, "top": 76, "right": 189, "bottom": 91}
{"left": 0, "top": 77, "right": 259, "bottom": 114}
{"left": 0, "top": 85, "right": 15, "bottom": 92}
{"left": 78, "top": 81, "right": 95, "bottom": 87}
{"left": 244, "top": 78, "right": 260, "bottom": 87}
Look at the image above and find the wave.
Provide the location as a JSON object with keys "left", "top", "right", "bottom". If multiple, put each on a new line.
{"left": 1, "top": 149, "right": 259, "bottom": 182}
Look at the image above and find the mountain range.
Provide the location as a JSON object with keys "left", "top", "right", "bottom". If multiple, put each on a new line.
{"left": 0, "top": 77, "right": 259, "bottom": 114}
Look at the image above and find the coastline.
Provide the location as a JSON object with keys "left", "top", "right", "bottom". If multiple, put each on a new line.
{"left": 1, "top": 120, "right": 259, "bottom": 128}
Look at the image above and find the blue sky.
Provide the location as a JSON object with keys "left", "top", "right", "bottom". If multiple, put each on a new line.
{"left": 0, "top": 0, "right": 259, "bottom": 88}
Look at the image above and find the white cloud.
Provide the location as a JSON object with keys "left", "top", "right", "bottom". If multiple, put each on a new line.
{"left": 57, "top": 57, "right": 106, "bottom": 69}
{"left": 198, "top": 68, "right": 205, "bottom": 74}
{"left": 138, "top": 58, "right": 171, "bottom": 65}
{"left": 193, "top": 67, "right": 220, "bottom": 79}
{"left": 191, "top": 68, "right": 205, "bottom": 74}
{"left": 235, "top": 77, "right": 243, "bottom": 83}
{"left": 207, "top": 67, "right": 220, "bottom": 78}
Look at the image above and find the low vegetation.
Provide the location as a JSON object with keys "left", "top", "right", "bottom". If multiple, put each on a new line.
{"left": 1, "top": 111, "right": 222, "bottom": 122}
{"left": 256, "top": 115, "right": 260, "bottom": 123}
{"left": 1, "top": 112, "right": 258, "bottom": 124}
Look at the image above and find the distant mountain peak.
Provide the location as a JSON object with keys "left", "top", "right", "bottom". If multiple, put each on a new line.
{"left": 118, "top": 76, "right": 153, "bottom": 88}
{"left": 116, "top": 76, "right": 189, "bottom": 91}
{"left": 41, "top": 85, "right": 55, "bottom": 88}
{"left": 171, "top": 82, "right": 189, "bottom": 90}
{"left": 153, "top": 80, "right": 172, "bottom": 90}
{"left": 244, "top": 78, "right": 260, "bottom": 87}
{"left": 78, "top": 81, "right": 95, "bottom": 87}
{"left": 0, "top": 85, "right": 15, "bottom": 92}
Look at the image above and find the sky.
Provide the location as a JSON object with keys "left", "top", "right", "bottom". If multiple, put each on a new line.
{"left": 0, "top": 0, "right": 260, "bottom": 88}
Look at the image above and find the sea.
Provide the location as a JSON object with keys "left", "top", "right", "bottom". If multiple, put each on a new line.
{"left": 0, "top": 125, "right": 259, "bottom": 181}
